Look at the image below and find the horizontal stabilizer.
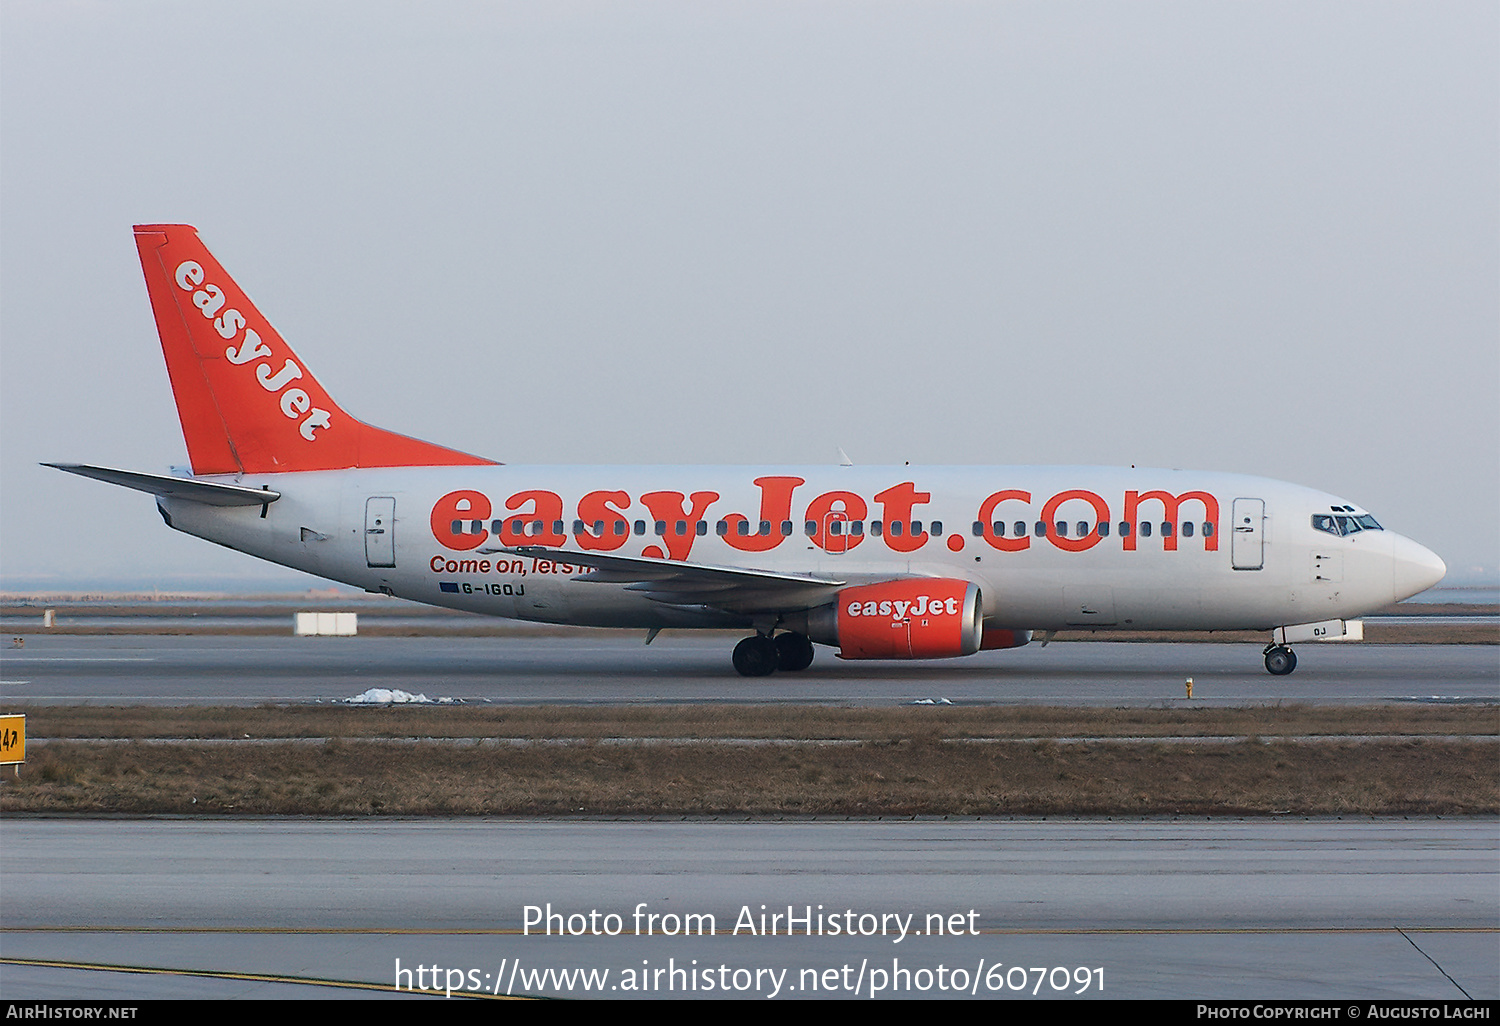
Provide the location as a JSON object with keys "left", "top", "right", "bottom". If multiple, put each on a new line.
{"left": 43, "top": 463, "right": 281, "bottom": 507}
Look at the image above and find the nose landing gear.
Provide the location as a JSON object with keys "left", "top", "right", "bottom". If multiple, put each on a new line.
{"left": 1263, "top": 644, "right": 1297, "bottom": 676}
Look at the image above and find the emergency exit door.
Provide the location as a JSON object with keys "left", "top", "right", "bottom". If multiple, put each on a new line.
{"left": 365, "top": 497, "right": 396, "bottom": 568}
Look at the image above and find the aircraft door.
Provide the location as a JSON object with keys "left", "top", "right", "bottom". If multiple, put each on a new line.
{"left": 1231, "top": 498, "right": 1264, "bottom": 570}
{"left": 365, "top": 496, "right": 396, "bottom": 568}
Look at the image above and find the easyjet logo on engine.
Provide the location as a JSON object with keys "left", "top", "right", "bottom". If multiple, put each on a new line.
{"left": 174, "top": 260, "right": 333, "bottom": 441}
{"left": 847, "top": 595, "right": 959, "bottom": 621}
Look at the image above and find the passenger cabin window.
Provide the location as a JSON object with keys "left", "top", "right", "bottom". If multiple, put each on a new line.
{"left": 736, "top": 521, "right": 749, "bottom": 536}
{"left": 1097, "top": 523, "right": 1110, "bottom": 537}
{"left": 849, "top": 521, "right": 863, "bottom": 536}
{"left": 930, "top": 521, "right": 942, "bottom": 536}
{"left": 1033, "top": 521, "right": 1045, "bottom": 537}
{"left": 1202, "top": 522, "right": 1214, "bottom": 537}
{"left": 890, "top": 521, "right": 903, "bottom": 537}
{"left": 615, "top": 521, "right": 627, "bottom": 536}
{"left": 719, "top": 521, "right": 731, "bottom": 536}
{"left": 1056, "top": 521, "right": 1068, "bottom": 537}
{"left": 674, "top": 521, "right": 687, "bottom": 536}
{"left": 1118, "top": 522, "right": 1131, "bottom": 537}
{"left": 1161, "top": 522, "right": 1172, "bottom": 537}
{"left": 1013, "top": 521, "right": 1025, "bottom": 537}
{"left": 654, "top": 521, "right": 667, "bottom": 536}
{"left": 870, "top": 521, "right": 883, "bottom": 537}
{"left": 697, "top": 521, "right": 708, "bottom": 536}
{"left": 1140, "top": 522, "right": 1152, "bottom": 538}
{"left": 634, "top": 520, "right": 646, "bottom": 536}
{"left": 805, "top": 521, "right": 817, "bottom": 536}
{"left": 1182, "top": 522, "right": 1195, "bottom": 538}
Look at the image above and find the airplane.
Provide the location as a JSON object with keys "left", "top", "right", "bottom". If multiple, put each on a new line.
{"left": 48, "top": 225, "right": 1447, "bottom": 677}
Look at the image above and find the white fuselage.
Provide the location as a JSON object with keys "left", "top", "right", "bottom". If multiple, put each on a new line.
{"left": 158, "top": 464, "right": 1444, "bottom": 634}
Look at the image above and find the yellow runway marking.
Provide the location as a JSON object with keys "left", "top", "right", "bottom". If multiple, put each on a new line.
{"left": 0, "top": 957, "right": 536, "bottom": 999}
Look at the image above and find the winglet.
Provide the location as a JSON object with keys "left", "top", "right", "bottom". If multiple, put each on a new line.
{"left": 133, "top": 224, "right": 497, "bottom": 475}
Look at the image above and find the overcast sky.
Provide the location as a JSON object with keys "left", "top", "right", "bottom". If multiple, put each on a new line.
{"left": 2, "top": 1, "right": 1495, "bottom": 591}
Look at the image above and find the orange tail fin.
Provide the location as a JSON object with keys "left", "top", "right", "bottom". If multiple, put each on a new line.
{"left": 133, "top": 224, "right": 497, "bottom": 475}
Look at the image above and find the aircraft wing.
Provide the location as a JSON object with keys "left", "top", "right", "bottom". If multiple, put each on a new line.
{"left": 490, "top": 545, "right": 846, "bottom": 614}
{"left": 44, "top": 464, "right": 282, "bottom": 506}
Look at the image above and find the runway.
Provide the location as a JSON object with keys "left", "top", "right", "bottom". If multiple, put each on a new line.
{"left": 1, "top": 818, "right": 1495, "bottom": 1000}
{"left": 1, "top": 634, "right": 1495, "bottom": 706}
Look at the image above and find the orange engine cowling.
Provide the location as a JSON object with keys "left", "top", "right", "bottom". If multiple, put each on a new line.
{"left": 826, "top": 579, "right": 983, "bottom": 660}
{"left": 980, "top": 627, "right": 1032, "bottom": 650}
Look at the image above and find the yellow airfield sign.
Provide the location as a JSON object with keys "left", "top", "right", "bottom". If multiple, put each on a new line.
{"left": 1, "top": 714, "right": 24, "bottom": 765}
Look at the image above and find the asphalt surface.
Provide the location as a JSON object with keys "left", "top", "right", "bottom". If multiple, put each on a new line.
{"left": 1, "top": 634, "right": 1496, "bottom": 706}
{"left": 1, "top": 819, "right": 1494, "bottom": 1000}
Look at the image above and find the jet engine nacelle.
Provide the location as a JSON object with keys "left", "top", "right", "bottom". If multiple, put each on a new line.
{"left": 806, "top": 579, "right": 983, "bottom": 659}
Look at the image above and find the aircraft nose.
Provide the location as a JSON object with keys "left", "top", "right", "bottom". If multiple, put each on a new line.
{"left": 1390, "top": 534, "right": 1446, "bottom": 602}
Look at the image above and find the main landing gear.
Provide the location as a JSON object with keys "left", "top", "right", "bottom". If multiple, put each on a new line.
{"left": 1263, "top": 644, "right": 1297, "bottom": 676}
{"left": 732, "top": 632, "right": 815, "bottom": 677}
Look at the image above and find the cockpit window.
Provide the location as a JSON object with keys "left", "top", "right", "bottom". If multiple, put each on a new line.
{"left": 1313, "top": 512, "right": 1384, "bottom": 537}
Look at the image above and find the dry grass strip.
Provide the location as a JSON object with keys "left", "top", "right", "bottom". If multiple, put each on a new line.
{"left": 7, "top": 705, "right": 1493, "bottom": 817}
{"left": 11, "top": 703, "right": 1497, "bottom": 741}
{"left": 4, "top": 736, "right": 1494, "bottom": 817}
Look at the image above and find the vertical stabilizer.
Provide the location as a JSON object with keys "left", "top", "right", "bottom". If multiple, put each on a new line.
{"left": 133, "top": 224, "right": 496, "bottom": 475}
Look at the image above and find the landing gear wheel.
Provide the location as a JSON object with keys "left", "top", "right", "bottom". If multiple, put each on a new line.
{"left": 774, "top": 632, "right": 815, "bottom": 672}
{"left": 733, "top": 635, "right": 779, "bottom": 677}
{"left": 1264, "top": 645, "right": 1297, "bottom": 676}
